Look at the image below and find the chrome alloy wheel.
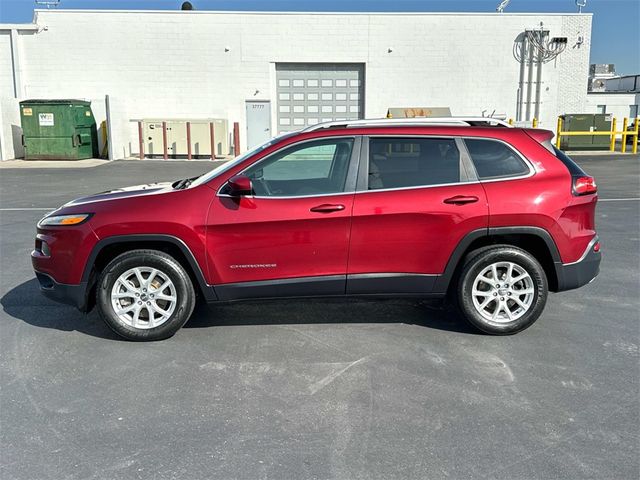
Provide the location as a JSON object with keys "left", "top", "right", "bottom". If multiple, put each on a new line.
{"left": 110, "top": 267, "right": 177, "bottom": 329}
{"left": 471, "top": 261, "right": 535, "bottom": 323}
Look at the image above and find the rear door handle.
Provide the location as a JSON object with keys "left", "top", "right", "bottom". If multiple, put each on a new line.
{"left": 443, "top": 195, "right": 479, "bottom": 205}
{"left": 310, "top": 204, "right": 345, "bottom": 213}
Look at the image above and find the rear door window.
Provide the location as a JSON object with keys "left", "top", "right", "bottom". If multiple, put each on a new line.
{"left": 464, "top": 139, "right": 530, "bottom": 179}
{"left": 367, "top": 137, "right": 461, "bottom": 190}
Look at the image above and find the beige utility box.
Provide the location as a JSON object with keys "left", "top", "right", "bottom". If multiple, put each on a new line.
{"left": 386, "top": 107, "right": 452, "bottom": 118}
{"left": 142, "top": 120, "right": 165, "bottom": 157}
{"left": 141, "top": 119, "right": 229, "bottom": 158}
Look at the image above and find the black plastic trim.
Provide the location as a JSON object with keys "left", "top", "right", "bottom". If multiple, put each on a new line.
{"left": 346, "top": 273, "right": 437, "bottom": 295}
{"left": 81, "top": 234, "right": 216, "bottom": 302}
{"left": 488, "top": 226, "right": 562, "bottom": 262}
{"left": 213, "top": 273, "right": 447, "bottom": 302}
{"left": 214, "top": 275, "right": 345, "bottom": 301}
{"left": 432, "top": 226, "right": 563, "bottom": 293}
{"left": 35, "top": 271, "right": 88, "bottom": 311}
{"left": 554, "top": 239, "right": 601, "bottom": 292}
{"left": 432, "top": 228, "right": 487, "bottom": 293}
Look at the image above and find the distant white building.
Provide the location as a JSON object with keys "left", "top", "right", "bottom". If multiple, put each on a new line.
{"left": 585, "top": 73, "right": 640, "bottom": 121}
{"left": 1, "top": 9, "right": 593, "bottom": 160}
{"left": 588, "top": 63, "right": 616, "bottom": 92}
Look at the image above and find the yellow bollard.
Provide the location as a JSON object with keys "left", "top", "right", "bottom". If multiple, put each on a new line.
{"left": 633, "top": 118, "right": 639, "bottom": 155}
{"left": 609, "top": 117, "right": 617, "bottom": 152}
{"left": 532, "top": 117, "right": 538, "bottom": 128}
{"left": 621, "top": 118, "right": 628, "bottom": 153}
{"left": 556, "top": 117, "right": 563, "bottom": 149}
{"left": 508, "top": 118, "right": 514, "bottom": 126}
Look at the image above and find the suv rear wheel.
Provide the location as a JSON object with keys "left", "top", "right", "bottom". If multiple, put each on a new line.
{"left": 96, "top": 249, "right": 196, "bottom": 341}
{"left": 457, "top": 246, "right": 548, "bottom": 335}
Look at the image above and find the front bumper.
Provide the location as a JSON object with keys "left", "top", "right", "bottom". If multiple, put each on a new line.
{"left": 34, "top": 271, "right": 89, "bottom": 311}
{"left": 554, "top": 237, "right": 601, "bottom": 292}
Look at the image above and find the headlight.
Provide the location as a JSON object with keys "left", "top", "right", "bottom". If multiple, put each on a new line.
{"left": 38, "top": 213, "right": 92, "bottom": 227}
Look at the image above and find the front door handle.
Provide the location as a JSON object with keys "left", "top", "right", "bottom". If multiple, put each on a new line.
{"left": 310, "top": 204, "right": 345, "bottom": 213}
{"left": 443, "top": 195, "right": 479, "bottom": 205}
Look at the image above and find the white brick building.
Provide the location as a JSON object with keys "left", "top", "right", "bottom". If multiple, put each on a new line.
{"left": 0, "top": 9, "right": 593, "bottom": 160}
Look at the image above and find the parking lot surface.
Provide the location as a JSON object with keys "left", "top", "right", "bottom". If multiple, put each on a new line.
{"left": 1, "top": 156, "right": 638, "bottom": 480}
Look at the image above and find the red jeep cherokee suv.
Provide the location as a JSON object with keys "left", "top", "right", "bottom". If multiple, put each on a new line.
{"left": 32, "top": 118, "right": 600, "bottom": 341}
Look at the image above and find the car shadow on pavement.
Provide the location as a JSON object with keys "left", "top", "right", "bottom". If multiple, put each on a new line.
{"left": 1, "top": 279, "right": 121, "bottom": 340}
{"left": 186, "top": 297, "right": 479, "bottom": 334}
{"left": 2, "top": 279, "right": 478, "bottom": 339}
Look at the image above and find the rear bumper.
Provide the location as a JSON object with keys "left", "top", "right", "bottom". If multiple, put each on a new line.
{"left": 554, "top": 237, "right": 601, "bottom": 292}
{"left": 34, "top": 271, "right": 88, "bottom": 311}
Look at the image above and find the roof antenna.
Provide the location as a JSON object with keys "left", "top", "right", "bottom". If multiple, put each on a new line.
{"left": 34, "top": 0, "right": 61, "bottom": 8}
{"left": 576, "top": 0, "right": 587, "bottom": 13}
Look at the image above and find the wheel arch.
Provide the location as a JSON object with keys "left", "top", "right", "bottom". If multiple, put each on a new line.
{"left": 435, "top": 227, "right": 561, "bottom": 294}
{"left": 82, "top": 235, "right": 216, "bottom": 311}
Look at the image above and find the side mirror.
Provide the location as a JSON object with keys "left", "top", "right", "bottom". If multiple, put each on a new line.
{"left": 227, "top": 174, "right": 253, "bottom": 196}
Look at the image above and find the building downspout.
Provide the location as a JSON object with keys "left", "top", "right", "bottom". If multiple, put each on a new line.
{"left": 9, "top": 28, "right": 23, "bottom": 98}
{"left": 516, "top": 35, "right": 527, "bottom": 121}
{"left": 534, "top": 32, "right": 544, "bottom": 123}
{"left": 0, "top": 100, "right": 5, "bottom": 161}
{"left": 525, "top": 38, "right": 535, "bottom": 121}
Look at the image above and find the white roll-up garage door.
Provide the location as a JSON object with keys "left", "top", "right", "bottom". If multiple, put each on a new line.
{"left": 276, "top": 63, "right": 365, "bottom": 133}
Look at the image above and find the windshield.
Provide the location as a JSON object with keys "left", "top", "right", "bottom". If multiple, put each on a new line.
{"left": 189, "top": 132, "right": 298, "bottom": 188}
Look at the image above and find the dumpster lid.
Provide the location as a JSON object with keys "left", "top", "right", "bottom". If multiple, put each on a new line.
{"left": 20, "top": 99, "right": 91, "bottom": 106}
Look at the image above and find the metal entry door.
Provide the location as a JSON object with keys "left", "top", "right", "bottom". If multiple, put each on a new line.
{"left": 246, "top": 101, "right": 272, "bottom": 149}
{"left": 276, "top": 63, "right": 364, "bottom": 134}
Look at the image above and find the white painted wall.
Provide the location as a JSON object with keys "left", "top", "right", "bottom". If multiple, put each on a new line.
{"left": 0, "top": 97, "right": 24, "bottom": 160}
{"left": 0, "top": 32, "right": 15, "bottom": 98}
{"left": 586, "top": 93, "right": 640, "bottom": 121}
{"left": 0, "top": 10, "right": 592, "bottom": 159}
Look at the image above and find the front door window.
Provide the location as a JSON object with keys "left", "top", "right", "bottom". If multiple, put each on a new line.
{"left": 244, "top": 138, "right": 354, "bottom": 197}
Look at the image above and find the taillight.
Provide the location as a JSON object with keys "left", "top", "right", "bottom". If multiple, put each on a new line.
{"left": 572, "top": 175, "right": 597, "bottom": 196}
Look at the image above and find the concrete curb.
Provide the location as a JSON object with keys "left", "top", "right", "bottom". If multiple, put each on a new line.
{"left": 0, "top": 158, "right": 225, "bottom": 168}
{"left": 0, "top": 158, "right": 110, "bottom": 169}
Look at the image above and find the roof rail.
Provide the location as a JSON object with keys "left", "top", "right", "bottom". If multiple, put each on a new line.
{"left": 303, "top": 117, "right": 514, "bottom": 132}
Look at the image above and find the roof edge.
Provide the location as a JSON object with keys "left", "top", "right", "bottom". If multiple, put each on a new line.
{"left": 0, "top": 23, "right": 38, "bottom": 30}
{"left": 32, "top": 9, "right": 594, "bottom": 17}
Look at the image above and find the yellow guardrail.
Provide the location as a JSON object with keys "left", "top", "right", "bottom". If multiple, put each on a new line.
{"left": 507, "top": 117, "right": 537, "bottom": 127}
{"left": 555, "top": 117, "right": 639, "bottom": 154}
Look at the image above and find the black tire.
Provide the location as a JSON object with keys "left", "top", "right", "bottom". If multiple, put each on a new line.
{"left": 96, "top": 249, "right": 196, "bottom": 341}
{"left": 457, "top": 245, "right": 548, "bottom": 335}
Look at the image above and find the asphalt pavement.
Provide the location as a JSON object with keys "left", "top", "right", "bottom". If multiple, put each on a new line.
{"left": 1, "top": 156, "right": 638, "bottom": 480}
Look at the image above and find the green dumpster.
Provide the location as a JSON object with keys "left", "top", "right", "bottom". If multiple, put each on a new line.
{"left": 20, "top": 99, "right": 99, "bottom": 160}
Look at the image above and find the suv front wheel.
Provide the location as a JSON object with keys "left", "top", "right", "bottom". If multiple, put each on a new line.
{"left": 96, "top": 249, "right": 196, "bottom": 341}
{"left": 457, "top": 246, "right": 548, "bottom": 335}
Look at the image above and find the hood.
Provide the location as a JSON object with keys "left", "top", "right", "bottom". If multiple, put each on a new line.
{"left": 64, "top": 182, "right": 173, "bottom": 207}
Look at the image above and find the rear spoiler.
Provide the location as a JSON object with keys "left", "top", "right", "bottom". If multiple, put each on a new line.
{"left": 523, "top": 128, "right": 555, "bottom": 144}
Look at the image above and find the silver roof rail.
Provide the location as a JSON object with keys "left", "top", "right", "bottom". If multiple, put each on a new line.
{"left": 303, "top": 117, "right": 514, "bottom": 132}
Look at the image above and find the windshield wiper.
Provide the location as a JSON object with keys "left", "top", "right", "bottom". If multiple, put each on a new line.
{"left": 173, "top": 175, "right": 200, "bottom": 190}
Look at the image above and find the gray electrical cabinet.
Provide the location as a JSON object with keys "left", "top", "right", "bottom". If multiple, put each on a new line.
{"left": 560, "top": 114, "right": 612, "bottom": 151}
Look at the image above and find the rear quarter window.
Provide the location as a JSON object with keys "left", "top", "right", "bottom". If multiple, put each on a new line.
{"left": 465, "top": 139, "right": 530, "bottom": 179}
{"left": 552, "top": 146, "right": 587, "bottom": 176}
